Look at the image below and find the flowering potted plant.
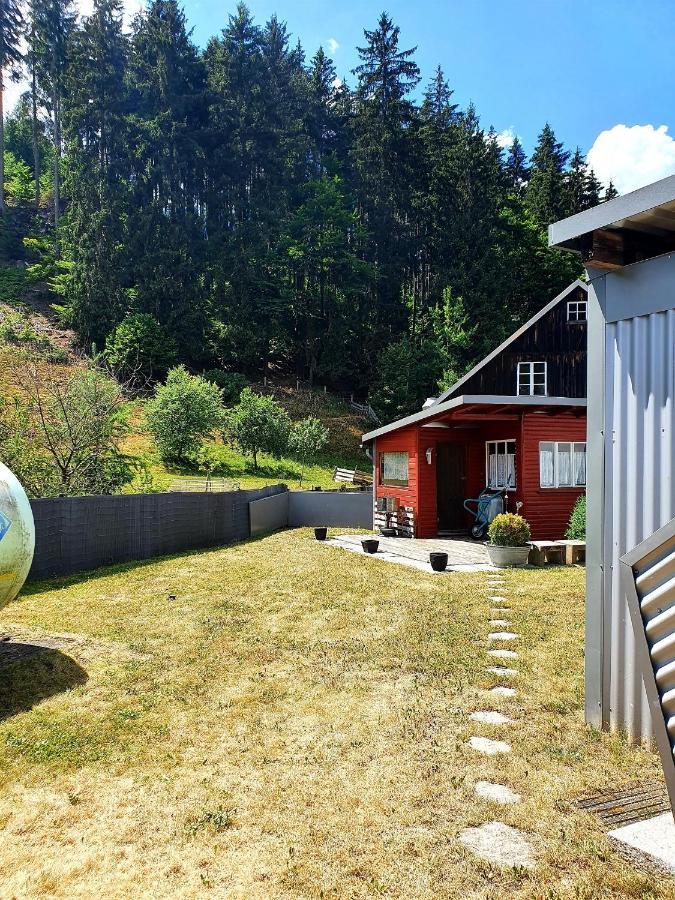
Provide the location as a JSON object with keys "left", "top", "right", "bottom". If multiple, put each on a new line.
{"left": 486, "top": 513, "right": 531, "bottom": 567}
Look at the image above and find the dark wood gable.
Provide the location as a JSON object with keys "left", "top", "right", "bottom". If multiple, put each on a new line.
{"left": 445, "top": 284, "right": 587, "bottom": 400}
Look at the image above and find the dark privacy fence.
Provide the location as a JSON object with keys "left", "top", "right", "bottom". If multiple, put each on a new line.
{"left": 27, "top": 484, "right": 287, "bottom": 582}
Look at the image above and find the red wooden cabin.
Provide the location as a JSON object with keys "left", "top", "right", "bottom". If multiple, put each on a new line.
{"left": 362, "top": 282, "right": 588, "bottom": 540}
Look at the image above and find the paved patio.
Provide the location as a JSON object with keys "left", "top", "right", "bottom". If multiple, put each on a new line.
{"left": 327, "top": 534, "right": 493, "bottom": 573}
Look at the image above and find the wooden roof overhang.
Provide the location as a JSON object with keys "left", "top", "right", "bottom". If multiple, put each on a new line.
{"left": 549, "top": 174, "right": 675, "bottom": 270}
{"left": 362, "top": 395, "right": 587, "bottom": 444}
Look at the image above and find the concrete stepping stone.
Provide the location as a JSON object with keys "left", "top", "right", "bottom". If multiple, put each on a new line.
{"left": 474, "top": 781, "right": 522, "bottom": 805}
{"left": 468, "top": 736, "right": 511, "bottom": 755}
{"left": 470, "top": 710, "right": 513, "bottom": 725}
{"left": 488, "top": 648, "right": 518, "bottom": 659}
{"left": 487, "top": 666, "right": 518, "bottom": 678}
{"left": 489, "top": 631, "right": 518, "bottom": 641}
{"left": 459, "top": 821, "right": 534, "bottom": 868}
{"left": 490, "top": 686, "right": 517, "bottom": 697}
{"left": 490, "top": 607, "right": 511, "bottom": 616}
{"left": 488, "top": 596, "right": 508, "bottom": 603}
{"left": 489, "top": 619, "right": 509, "bottom": 627}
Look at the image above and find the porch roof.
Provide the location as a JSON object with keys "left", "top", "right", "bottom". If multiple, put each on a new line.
{"left": 362, "top": 395, "right": 586, "bottom": 443}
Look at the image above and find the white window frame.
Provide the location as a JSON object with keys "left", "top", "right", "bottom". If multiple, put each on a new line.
{"left": 567, "top": 299, "right": 587, "bottom": 323}
{"left": 517, "top": 361, "right": 547, "bottom": 396}
{"left": 379, "top": 451, "right": 409, "bottom": 487}
{"left": 485, "top": 440, "right": 517, "bottom": 489}
{"left": 539, "top": 441, "right": 587, "bottom": 488}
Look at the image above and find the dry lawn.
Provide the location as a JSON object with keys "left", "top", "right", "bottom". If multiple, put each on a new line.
{"left": 0, "top": 530, "right": 672, "bottom": 898}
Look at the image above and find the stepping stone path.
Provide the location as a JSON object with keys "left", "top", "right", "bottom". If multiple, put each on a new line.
{"left": 488, "top": 648, "right": 518, "bottom": 659}
{"left": 490, "top": 685, "right": 517, "bottom": 698}
{"left": 469, "top": 736, "right": 511, "bottom": 755}
{"left": 460, "top": 572, "right": 536, "bottom": 869}
{"left": 470, "top": 710, "right": 512, "bottom": 725}
{"left": 487, "top": 666, "right": 518, "bottom": 678}
{"left": 489, "top": 631, "right": 517, "bottom": 641}
{"left": 458, "top": 822, "right": 534, "bottom": 869}
{"left": 474, "top": 781, "right": 522, "bottom": 805}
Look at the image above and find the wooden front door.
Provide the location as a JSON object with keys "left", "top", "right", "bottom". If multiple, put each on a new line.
{"left": 436, "top": 443, "right": 466, "bottom": 532}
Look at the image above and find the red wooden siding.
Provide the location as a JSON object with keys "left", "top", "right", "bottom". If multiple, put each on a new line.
{"left": 374, "top": 410, "right": 586, "bottom": 539}
{"left": 520, "top": 413, "right": 586, "bottom": 540}
{"left": 374, "top": 427, "right": 419, "bottom": 535}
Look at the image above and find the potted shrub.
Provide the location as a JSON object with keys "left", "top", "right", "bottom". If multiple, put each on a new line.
{"left": 486, "top": 513, "right": 532, "bottom": 567}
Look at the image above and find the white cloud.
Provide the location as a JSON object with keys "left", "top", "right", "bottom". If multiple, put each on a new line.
{"left": 587, "top": 124, "right": 675, "bottom": 195}
{"left": 327, "top": 37, "right": 339, "bottom": 55}
{"left": 495, "top": 128, "right": 516, "bottom": 150}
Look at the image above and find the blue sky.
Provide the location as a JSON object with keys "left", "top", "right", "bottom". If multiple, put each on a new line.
{"left": 183, "top": 0, "right": 674, "bottom": 159}
{"left": 8, "top": 0, "right": 675, "bottom": 193}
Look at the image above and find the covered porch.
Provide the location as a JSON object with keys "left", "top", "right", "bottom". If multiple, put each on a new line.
{"left": 364, "top": 395, "right": 587, "bottom": 540}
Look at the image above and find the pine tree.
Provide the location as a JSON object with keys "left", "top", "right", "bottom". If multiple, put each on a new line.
{"left": 0, "top": 0, "right": 24, "bottom": 215}
{"left": 524, "top": 123, "right": 570, "bottom": 226}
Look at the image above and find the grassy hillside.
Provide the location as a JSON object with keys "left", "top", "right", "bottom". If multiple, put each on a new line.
{"left": 0, "top": 267, "right": 371, "bottom": 494}
{"left": 121, "top": 390, "right": 370, "bottom": 493}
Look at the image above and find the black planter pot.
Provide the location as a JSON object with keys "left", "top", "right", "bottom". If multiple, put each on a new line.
{"left": 361, "top": 538, "right": 379, "bottom": 554}
{"left": 429, "top": 551, "right": 448, "bottom": 572}
{"left": 314, "top": 527, "right": 328, "bottom": 541}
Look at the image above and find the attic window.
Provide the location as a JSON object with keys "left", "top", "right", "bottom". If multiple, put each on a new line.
{"left": 567, "top": 300, "right": 587, "bottom": 323}
{"left": 517, "top": 361, "right": 547, "bottom": 396}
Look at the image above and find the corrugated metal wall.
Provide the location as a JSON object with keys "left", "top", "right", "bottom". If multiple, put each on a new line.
{"left": 602, "top": 308, "right": 675, "bottom": 742}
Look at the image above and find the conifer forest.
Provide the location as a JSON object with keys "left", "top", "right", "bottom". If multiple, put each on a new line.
{"left": 1, "top": 0, "right": 615, "bottom": 417}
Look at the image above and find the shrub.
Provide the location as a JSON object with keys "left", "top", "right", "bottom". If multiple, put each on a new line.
{"left": 566, "top": 494, "right": 586, "bottom": 540}
{"left": 203, "top": 370, "right": 247, "bottom": 405}
{"left": 0, "top": 266, "right": 27, "bottom": 303}
{"left": 0, "top": 361, "right": 133, "bottom": 497}
{"left": 4, "top": 152, "right": 34, "bottom": 204}
{"left": 104, "top": 313, "right": 177, "bottom": 384}
{"left": 488, "top": 513, "right": 531, "bottom": 547}
{"left": 146, "top": 366, "right": 223, "bottom": 464}
{"left": 223, "top": 387, "right": 290, "bottom": 470}
{"left": 288, "top": 417, "right": 329, "bottom": 486}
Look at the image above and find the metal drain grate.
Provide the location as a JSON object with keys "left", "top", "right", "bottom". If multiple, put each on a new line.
{"left": 574, "top": 781, "right": 671, "bottom": 828}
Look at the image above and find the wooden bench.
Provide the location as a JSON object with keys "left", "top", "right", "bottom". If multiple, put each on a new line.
{"left": 333, "top": 467, "right": 373, "bottom": 487}
{"left": 554, "top": 540, "right": 586, "bottom": 566}
{"left": 529, "top": 541, "right": 566, "bottom": 567}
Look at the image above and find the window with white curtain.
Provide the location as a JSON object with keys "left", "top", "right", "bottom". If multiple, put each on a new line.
{"left": 486, "top": 440, "right": 516, "bottom": 489}
{"left": 379, "top": 451, "right": 409, "bottom": 486}
{"left": 517, "top": 361, "right": 547, "bottom": 396}
{"left": 539, "top": 442, "right": 586, "bottom": 487}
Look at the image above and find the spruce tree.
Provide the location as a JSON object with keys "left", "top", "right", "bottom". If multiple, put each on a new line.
{"left": 605, "top": 179, "right": 619, "bottom": 201}
{"left": 352, "top": 13, "right": 420, "bottom": 344}
{"left": 61, "top": 0, "right": 130, "bottom": 346}
{"left": 524, "top": 123, "right": 570, "bottom": 226}
{"left": 32, "top": 0, "right": 76, "bottom": 224}
{"left": 505, "top": 137, "right": 528, "bottom": 195}
{"left": 0, "top": 0, "right": 24, "bottom": 216}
